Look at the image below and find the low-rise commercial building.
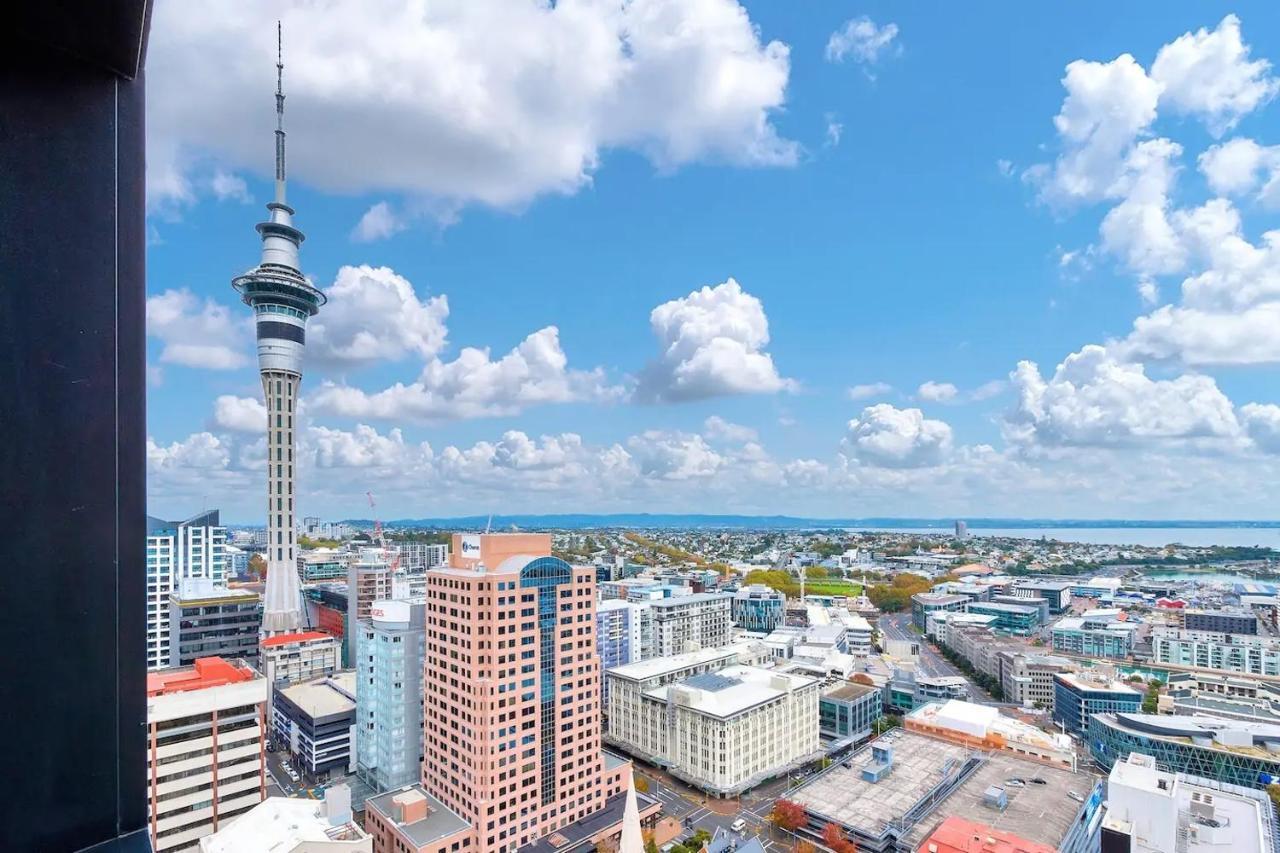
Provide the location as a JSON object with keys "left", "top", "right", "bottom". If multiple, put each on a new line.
{"left": 363, "top": 784, "right": 474, "bottom": 853}
{"left": 273, "top": 672, "right": 358, "bottom": 780}
{"left": 1102, "top": 751, "right": 1279, "bottom": 853}
{"left": 1000, "top": 652, "right": 1076, "bottom": 709}
{"left": 606, "top": 662, "right": 821, "bottom": 795}
{"left": 1052, "top": 671, "right": 1142, "bottom": 735}
{"left": 199, "top": 786, "right": 368, "bottom": 852}
{"left": 146, "top": 657, "right": 267, "bottom": 853}
{"left": 732, "top": 584, "right": 786, "bottom": 633}
{"left": 924, "top": 611, "right": 997, "bottom": 646}
{"left": 787, "top": 730, "right": 1104, "bottom": 853}
{"left": 1151, "top": 626, "right": 1280, "bottom": 676}
{"left": 1051, "top": 617, "right": 1134, "bottom": 659}
{"left": 1012, "top": 580, "right": 1072, "bottom": 613}
{"left": 167, "top": 578, "right": 261, "bottom": 667}
{"left": 819, "top": 681, "right": 883, "bottom": 743}
{"left": 297, "top": 548, "right": 351, "bottom": 583}
{"left": 964, "top": 601, "right": 1040, "bottom": 636}
{"left": 1088, "top": 712, "right": 1280, "bottom": 789}
{"left": 906, "top": 700, "right": 1076, "bottom": 770}
{"left": 911, "top": 593, "right": 969, "bottom": 631}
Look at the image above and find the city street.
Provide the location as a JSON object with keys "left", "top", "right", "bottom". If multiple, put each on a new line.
{"left": 634, "top": 764, "right": 798, "bottom": 851}
{"left": 878, "top": 612, "right": 997, "bottom": 703}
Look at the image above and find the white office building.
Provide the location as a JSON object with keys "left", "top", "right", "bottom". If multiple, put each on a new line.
{"left": 1102, "top": 751, "right": 1278, "bottom": 853}
{"left": 146, "top": 510, "right": 227, "bottom": 670}
{"left": 649, "top": 592, "right": 732, "bottom": 657}
{"left": 356, "top": 598, "right": 426, "bottom": 793}
{"left": 607, "top": 658, "right": 821, "bottom": 796}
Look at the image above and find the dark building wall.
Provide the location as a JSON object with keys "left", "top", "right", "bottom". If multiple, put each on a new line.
{"left": 2, "top": 5, "right": 152, "bottom": 849}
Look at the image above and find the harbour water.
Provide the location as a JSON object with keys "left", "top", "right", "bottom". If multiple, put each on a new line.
{"left": 847, "top": 526, "right": 1280, "bottom": 549}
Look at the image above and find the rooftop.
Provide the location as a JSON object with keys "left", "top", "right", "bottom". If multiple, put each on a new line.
{"left": 648, "top": 591, "right": 732, "bottom": 608}
{"left": 915, "top": 816, "right": 1056, "bottom": 853}
{"left": 201, "top": 792, "right": 365, "bottom": 852}
{"left": 277, "top": 672, "right": 357, "bottom": 719}
{"left": 147, "top": 657, "right": 259, "bottom": 697}
{"left": 648, "top": 666, "right": 816, "bottom": 718}
{"left": 823, "top": 681, "right": 880, "bottom": 702}
{"left": 364, "top": 784, "right": 471, "bottom": 848}
{"left": 1105, "top": 752, "right": 1278, "bottom": 853}
{"left": 260, "top": 630, "right": 336, "bottom": 648}
{"left": 523, "top": 790, "right": 661, "bottom": 853}
{"left": 908, "top": 700, "right": 1074, "bottom": 756}
{"left": 606, "top": 646, "right": 738, "bottom": 682}
{"left": 790, "top": 730, "right": 1096, "bottom": 850}
{"left": 914, "top": 593, "right": 971, "bottom": 606}
{"left": 1055, "top": 672, "right": 1142, "bottom": 694}
{"left": 1099, "top": 712, "right": 1280, "bottom": 759}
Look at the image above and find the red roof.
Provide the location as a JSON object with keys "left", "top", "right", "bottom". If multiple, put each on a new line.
{"left": 260, "top": 630, "right": 333, "bottom": 648}
{"left": 147, "top": 657, "right": 256, "bottom": 697}
{"left": 917, "top": 817, "right": 1056, "bottom": 853}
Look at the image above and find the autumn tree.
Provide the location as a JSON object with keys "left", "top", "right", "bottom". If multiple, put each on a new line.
{"left": 248, "top": 553, "right": 266, "bottom": 580}
{"left": 792, "top": 843, "right": 816, "bottom": 853}
{"left": 822, "top": 822, "right": 858, "bottom": 853}
{"left": 770, "top": 799, "right": 807, "bottom": 832}
{"left": 633, "top": 774, "right": 650, "bottom": 793}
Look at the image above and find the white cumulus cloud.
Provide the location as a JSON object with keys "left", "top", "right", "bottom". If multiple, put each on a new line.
{"left": 847, "top": 382, "right": 892, "bottom": 401}
{"left": 147, "top": 0, "right": 796, "bottom": 214}
{"left": 308, "top": 265, "right": 449, "bottom": 365}
{"left": 212, "top": 395, "right": 267, "bottom": 433}
{"left": 637, "top": 278, "right": 793, "bottom": 402}
{"left": 842, "top": 404, "right": 953, "bottom": 468}
{"left": 917, "top": 381, "right": 958, "bottom": 403}
{"left": 310, "top": 326, "right": 618, "bottom": 422}
{"left": 1199, "top": 138, "right": 1280, "bottom": 207}
{"left": 1005, "top": 344, "right": 1240, "bottom": 448}
{"left": 703, "top": 416, "right": 758, "bottom": 443}
{"left": 1150, "top": 14, "right": 1279, "bottom": 138}
{"left": 146, "top": 289, "right": 249, "bottom": 370}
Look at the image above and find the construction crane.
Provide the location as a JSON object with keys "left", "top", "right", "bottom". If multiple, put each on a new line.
{"left": 367, "top": 491, "right": 400, "bottom": 571}
{"left": 366, "top": 491, "right": 382, "bottom": 544}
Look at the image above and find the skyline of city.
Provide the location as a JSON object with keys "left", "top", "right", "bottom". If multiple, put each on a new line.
{"left": 15, "top": 6, "right": 1280, "bottom": 852}
{"left": 143, "top": 4, "right": 1280, "bottom": 522}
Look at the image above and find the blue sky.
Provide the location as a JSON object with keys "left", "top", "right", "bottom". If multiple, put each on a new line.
{"left": 145, "top": 2, "right": 1280, "bottom": 521}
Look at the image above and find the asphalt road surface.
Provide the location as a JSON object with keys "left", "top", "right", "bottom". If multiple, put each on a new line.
{"left": 635, "top": 766, "right": 801, "bottom": 851}
{"left": 879, "top": 612, "right": 997, "bottom": 702}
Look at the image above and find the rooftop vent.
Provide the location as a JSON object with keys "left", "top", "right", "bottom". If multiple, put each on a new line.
{"left": 983, "top": 786, "right": 1008, "bottom": 810}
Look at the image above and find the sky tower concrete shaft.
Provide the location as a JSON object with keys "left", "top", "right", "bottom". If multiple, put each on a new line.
{"left": 231, "top": 24, "right": 326, "bottom": 634}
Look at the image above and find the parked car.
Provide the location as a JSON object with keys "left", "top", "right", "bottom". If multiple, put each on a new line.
{"left": 730, "top": 818, "right": 746, "bottom": 833}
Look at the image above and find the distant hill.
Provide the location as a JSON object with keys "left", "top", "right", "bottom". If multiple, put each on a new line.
{"left": 314, "top": 514, "right": 1280, "bottom": 531}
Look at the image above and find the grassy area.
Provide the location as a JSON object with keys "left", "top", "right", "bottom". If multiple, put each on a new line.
{"left": 801, "top": 579, "right": 863, "bottom": 596}
{"left": 742, "top": 569, "right": 862, "bottom": 598}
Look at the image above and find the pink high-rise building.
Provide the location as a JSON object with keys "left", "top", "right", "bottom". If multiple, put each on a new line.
{"left": 421, "top": 533, "right": 611, "bottom": 851}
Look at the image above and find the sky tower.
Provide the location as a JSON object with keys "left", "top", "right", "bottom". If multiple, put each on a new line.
{"left": 232, "top": 24, "right": 325, "bottom": 634}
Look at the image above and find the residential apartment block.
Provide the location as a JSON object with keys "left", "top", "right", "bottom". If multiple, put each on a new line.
{"left": 146, "top": 657, "right": 267, "bottom": 852}
{"left": 649, "top": 592, "right": 733, "bottom": 656}
{"left": 356, "top": 597, "right": 427, "bottom": 793}
{"left": 1151, "top": 626, "right": 1280, "bottom": 676}
{"left": 147, "top": 511, "right": 227, "bottom": 670}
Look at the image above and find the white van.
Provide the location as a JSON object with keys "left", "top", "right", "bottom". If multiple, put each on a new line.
{"left": 730, "top": 818, "right": 747, "bottom": 833}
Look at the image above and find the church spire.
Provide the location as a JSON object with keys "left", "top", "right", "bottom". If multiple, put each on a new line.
{"left": 274, "top": 20, "right": 287, "bottom": 205}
